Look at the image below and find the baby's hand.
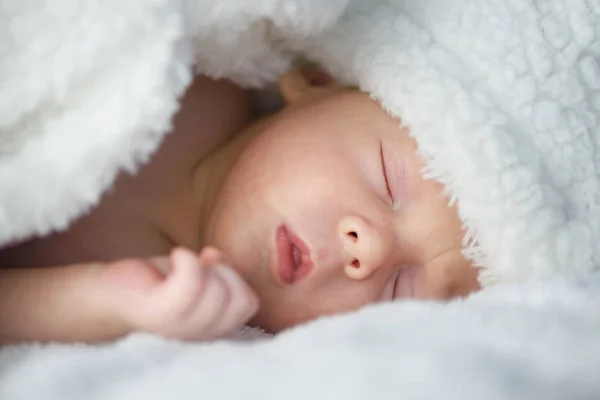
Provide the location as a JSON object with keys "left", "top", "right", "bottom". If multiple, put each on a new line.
{"left": 107, "top": 247, "right": 259, "bottom": 341}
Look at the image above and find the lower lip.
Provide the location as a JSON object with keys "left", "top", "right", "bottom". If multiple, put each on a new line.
{"left": 274, "top": 225, "right": 313, "bottom": 285}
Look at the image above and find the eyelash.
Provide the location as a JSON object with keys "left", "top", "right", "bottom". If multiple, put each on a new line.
{"left": 379, "top": 142, "right": 394, "bottom": 203}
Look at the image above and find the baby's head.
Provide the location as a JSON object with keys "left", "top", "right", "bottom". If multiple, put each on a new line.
{"left": 203, "top": 68, "right": 480, "bottom": 332}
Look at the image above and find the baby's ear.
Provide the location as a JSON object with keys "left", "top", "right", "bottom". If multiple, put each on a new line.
{"left": 278, "top": 66, "right": 340, "bottom": 104}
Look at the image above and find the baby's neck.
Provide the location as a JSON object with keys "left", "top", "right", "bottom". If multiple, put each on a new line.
{"left": 189, "top": 117, "right": 271, "bottom": 250}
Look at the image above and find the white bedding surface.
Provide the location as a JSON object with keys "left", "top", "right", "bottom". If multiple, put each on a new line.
{"left": 2, "top": 1, "right": 600, "bottom": 399}
{"left": 2, "top": 274, "right": 599, "bottom": 400}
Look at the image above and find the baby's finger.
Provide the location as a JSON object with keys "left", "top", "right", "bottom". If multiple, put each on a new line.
{"left": 147, "top": 255, "right": 171, "bottom": 275}
{"left": 197, "top": 246, "right": 228, "bottom": 267}
{"left": 152, "top": 248, "right": 205, "bottom": 323}
{"left": 182, "top": 267, "right": 231, "bottom": 340}
{"left": 208, "top": 265, "right": 259, "bottom": 337}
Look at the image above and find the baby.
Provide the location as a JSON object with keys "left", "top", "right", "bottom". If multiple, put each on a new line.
{"left": 0, "top": 67, "right": 480, "bottom": 343}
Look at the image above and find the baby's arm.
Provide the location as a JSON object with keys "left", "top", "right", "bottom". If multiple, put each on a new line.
{"left": 0, "top": 261, "right": 128, "bottom": 343}
{"left": 0, "top": 247, "right": 259, "bottom": 344}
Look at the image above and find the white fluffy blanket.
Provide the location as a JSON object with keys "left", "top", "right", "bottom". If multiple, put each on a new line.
{"left": 1, "top": 274, "right": 600, "bottom": 400}
{"left": 1, "top": 0, "right": 600, "bottom": 398}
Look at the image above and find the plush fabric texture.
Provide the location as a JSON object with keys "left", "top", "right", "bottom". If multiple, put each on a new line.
{"left": 0, "top": 0, "right": 190, "bottom": 245}
{"left": 0, "top": 0, "right": 347, "bottom": 245}
{"left": 1, "top": 1, "right": 599, "bottom": 398}
{"left": 1, "top": 274, "right": 600, "bottom": 400}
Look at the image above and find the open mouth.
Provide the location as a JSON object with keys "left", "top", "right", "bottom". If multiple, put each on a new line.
{"left": 274, "top": 225, "right": 313, "bottom": 285}
{"left": 291, "top": 244, "right": 302, "bottom": 271}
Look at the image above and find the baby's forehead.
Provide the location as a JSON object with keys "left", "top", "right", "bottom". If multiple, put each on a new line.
{"left": 288, "top": 91, "right": 387, "bottom": 124}
{"left": 245, "top": 90, "right": 396, "bottom": 156}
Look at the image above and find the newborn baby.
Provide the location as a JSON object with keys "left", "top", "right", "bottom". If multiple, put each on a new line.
{"left": 0, "top": 68, "right": 479, "bottom": 342}
{"left": 205, "top": 68, "right": 481, "bottom": 331}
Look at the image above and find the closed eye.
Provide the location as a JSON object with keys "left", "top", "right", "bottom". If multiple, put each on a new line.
{"left": 379, "top": 141, "right": 394, "bottom": 204}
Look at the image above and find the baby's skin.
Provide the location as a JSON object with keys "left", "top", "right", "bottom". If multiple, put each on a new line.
{"left": 0, "top": 68, "right": 480, "bottom": 343}
{"left": 0, "top": 76, "right": 260, "bottom": 343}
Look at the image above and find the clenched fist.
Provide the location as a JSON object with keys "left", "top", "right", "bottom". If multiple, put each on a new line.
{"left": 104, "top": 247, "right": 259, "bottom": 341}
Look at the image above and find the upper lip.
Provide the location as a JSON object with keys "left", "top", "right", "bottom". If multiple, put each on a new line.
{"left": 274, "top": 225, "right": 314, "bottom": 285}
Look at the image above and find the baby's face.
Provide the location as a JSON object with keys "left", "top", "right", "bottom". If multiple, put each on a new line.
{"left": 205, "top": 84, "right": 480, "bottom": 332}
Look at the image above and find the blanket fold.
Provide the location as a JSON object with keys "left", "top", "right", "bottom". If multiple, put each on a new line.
{"left": 0, "top": 0, "right": 192, "bottom": 244}
{"left": 2, "top": 274, "right": 600, "bottom": 400}
{"left": 0, "top": 0, "right": 346, "bottom": 245}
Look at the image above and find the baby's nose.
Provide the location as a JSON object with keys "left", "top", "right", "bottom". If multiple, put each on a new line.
{"left": 338, "top": 215, "right": 388, "bottom": 280}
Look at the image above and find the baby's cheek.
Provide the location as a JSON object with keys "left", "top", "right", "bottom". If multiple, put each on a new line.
{"left": 251, "top": 276, "right": 382, "bottom": 333}
{"left": 452, "top": 263, "right": 482, "bottom": 297}
{"left": 421, "top": 252, "right": 481, "bottom": 299}
{"left": 315, "top": 248, "right": 332, "bottom": 264}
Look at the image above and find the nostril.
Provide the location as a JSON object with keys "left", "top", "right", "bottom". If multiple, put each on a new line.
{"left": 351, "top": 259, "right": 360, "bottom": 268}
{"left": 348, "top": 231, "right": 358, "bottom": 241}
